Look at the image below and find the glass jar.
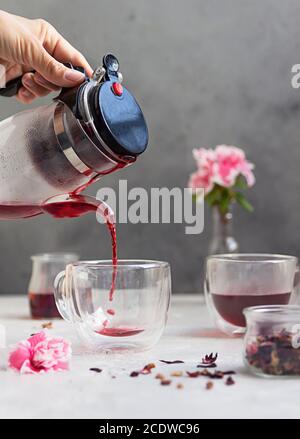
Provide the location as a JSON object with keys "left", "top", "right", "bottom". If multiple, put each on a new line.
{"left": 244, "top": 305, "right": 300, "bottom": 377}
{"left": 28, "top": 253, "right": 79, "bottom": 319}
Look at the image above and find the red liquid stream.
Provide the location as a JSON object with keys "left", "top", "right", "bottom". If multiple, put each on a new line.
{"left": 41, "top": 195, "right": 118, "bottom": 303}
{"left": 212, "top": 292, "right": 291, "bottom": 327}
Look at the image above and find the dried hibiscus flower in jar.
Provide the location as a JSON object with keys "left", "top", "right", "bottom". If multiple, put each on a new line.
{"left": 244, "top": 305, "right": 300, "bottom": 376}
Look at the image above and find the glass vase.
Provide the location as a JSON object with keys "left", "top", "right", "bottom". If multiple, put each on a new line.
{"left": 208, "top": 205, "right": 239, "bottom": 255}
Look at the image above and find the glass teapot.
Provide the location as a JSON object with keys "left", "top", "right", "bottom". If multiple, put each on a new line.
{"left": 0, "top": 54, "right": 148, "bottom": 219}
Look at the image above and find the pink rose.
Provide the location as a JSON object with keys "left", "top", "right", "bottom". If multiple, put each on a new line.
{"left": 214, "top": 145, "right": 255, "bottom": 188}
{"left": 8, "top": 331, "right": 71, "bottom": 374}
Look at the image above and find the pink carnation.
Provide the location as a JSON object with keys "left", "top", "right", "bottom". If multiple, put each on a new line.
{"left": 8, "top": 331, "right": 71, "bottom": 374}
{"left": 188, "top": 148, "right": 215, "bottom": 194}
{"left": 188, "top": 145, "right": 255, "bottom": 193}
{"left": 214, "top": 145, "right": 255, "bottom": 188}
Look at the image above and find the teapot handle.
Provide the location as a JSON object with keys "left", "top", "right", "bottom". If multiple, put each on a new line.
{"left": 0, "top": 63, "right": 85, "bottom": 97}
{"left": 0, "top": 75, "right": 23, "bottom": 97}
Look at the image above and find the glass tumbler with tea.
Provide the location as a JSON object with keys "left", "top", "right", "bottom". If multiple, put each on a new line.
{"left": 29, "top": 253, "right": 79, "bottom": 319}
{"left": 204, "top": 254, "right": 298, "bottom": 336}
{"left": 54, "top": 260, "right": 171, "bottom": 352}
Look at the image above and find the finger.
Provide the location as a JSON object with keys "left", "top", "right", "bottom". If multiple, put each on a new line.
{"left": 5, "top": 65, "right": 23, "bottom": 83}
{"left": 30, "top": 41, "right": 85, "bottom": 87}
{"left": 16, "top": 86, "right": 35, "bottom": 104}
{"left": 5, "top": 64, "right": 33, "bottom": 84}
{"left": 33, "top": 72, "right": 61, "bottom": 91}
{"left": 22, "top": 72, "right": 51, "bottom": 97}
{"left": 51, "top": 37, "right": 93, "bottom": 77}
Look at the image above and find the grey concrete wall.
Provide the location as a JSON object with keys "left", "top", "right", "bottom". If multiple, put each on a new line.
{"left": 0, "top": 0, "right": 299, "bottom": 294}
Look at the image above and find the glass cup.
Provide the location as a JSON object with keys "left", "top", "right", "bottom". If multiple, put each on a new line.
{"left": 54, "top": 260, "right": 171, "bottom": 352}
{"left": 204, "top": 254, "right": 298, "bottom": 336}
{"left": 243, "top": 305, "right": 300, "bottom": 377}
{"left": 28, "top": 252, "right": 79, "bottom": 319}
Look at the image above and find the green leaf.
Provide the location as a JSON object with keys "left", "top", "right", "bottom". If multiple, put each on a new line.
{"left": 235, "top": 192, "right": 254, "bottom": 212}
{"left": 219, "top": 197, "right": 230, "bottom": 215}
{"left": 233, "top": 174, "right": 248, "bottom": 190}
{"left": 205, "top": 187, "right": 221, "bottom": 206}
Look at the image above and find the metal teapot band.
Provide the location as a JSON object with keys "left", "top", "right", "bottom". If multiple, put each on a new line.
{"left": 53, "top": 103, "right": 97, "bottom": 176}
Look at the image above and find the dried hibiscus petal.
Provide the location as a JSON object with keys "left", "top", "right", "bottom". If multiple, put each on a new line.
{"left": 42, "top": 322, "right": 53, "bottom": 329}
{"left": 186, "top": 371, "right": 200, "bottom": 378}
{"left": 170, "top": 371, "right": 183, "bottom": 377}
{"left": 197, "top": 363, "right": 217, "bottom": 369}
{"left": 161, "top": 379, "right": 172, "bottom": 386}
{"left": 140, "top": 363, "right": 156, "bottom": 374}
{"left": 225, "top": 376, "right": 235, "bottom": 385}
{"left": 155, "top": 373, "right": 165, "bottom": 380}
{"left": 197, "top": 353, "right": 218, "bottom": 368}
{"left": 89, "top": 367, "right": 102, "bottom": 373}
{"left": 206, "top": 381, "right": 214, "bottom": 390}
{"left": 130, "top": 363, "right": 156, "bottom": 377}
{"left": 159, "top": 360, "right": 184, "bottom": 364}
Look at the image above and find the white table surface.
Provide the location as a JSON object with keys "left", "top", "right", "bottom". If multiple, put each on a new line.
{"left": 0, "top": 294, "right": 299, "bottom": 419}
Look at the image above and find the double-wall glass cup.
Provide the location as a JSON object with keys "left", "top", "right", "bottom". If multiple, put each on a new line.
{"left": 54, "top": 260, "right": 171, "bottom": 352}
{"left": 205, "top": 254, "right": 298, "bottom": 336}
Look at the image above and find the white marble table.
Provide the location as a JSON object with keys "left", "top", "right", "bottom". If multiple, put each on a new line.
{"left": 0, "top": 295, "right": 299, "bottom": 419}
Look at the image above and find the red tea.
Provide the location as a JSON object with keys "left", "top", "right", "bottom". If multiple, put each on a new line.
{"left": 0, "top": 202, "right": 42, "bottom": 219}
{"left": 212, "top": 292, "right": 291, "bottom": 327}
{"left": 97, "top": 327, "right": 143, "bottom": 337}
{"left": 29, "top": 292, "right": 61, "bottom": 319}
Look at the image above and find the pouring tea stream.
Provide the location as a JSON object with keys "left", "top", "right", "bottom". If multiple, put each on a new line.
{"left": 0, "top": 54, "right": 149, "bottom": 320}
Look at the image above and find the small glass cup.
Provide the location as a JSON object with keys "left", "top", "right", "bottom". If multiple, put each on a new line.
{"left": 204, "top": 254, "right": 298, "bottom": 336}
{"left": 243, "top": 305, "right": 300, "bottom": 377}
{"left": 28, "top": 253, "right": 79, "bottom": 319}
{"left": 54, "top": 260, "right": 171, "bottom": 352}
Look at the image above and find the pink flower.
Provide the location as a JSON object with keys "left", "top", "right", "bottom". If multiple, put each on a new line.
{"left": 214, "top": 145, "right": 255, "bottom": 188}
{"left": 188, "top": 145, "right": 255, "bottom": 192}
{"left": 8, "top": 331, "right": 71, "bottom": 374}
{"left": 188, "top": 148, "right": 216, "bottom": 194}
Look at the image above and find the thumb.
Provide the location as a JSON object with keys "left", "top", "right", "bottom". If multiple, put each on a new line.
{"left": 31, "top": 44, "right": 85, "bottom": 87}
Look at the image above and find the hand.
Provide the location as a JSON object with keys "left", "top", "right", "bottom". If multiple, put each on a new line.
{"left": 0, "top": 10, "right": 93, "bottom": 103}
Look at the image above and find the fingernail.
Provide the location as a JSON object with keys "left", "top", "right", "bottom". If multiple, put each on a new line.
{"left": 35, "top": 74, "right": 48, "bottom": 86}
{"left": 21, "top": 89, "right": 33, "bottom": 98}
{"left": 22, "top": 76, "right": 32, "bottom": 86}
{"left": 64, "top": 70, "right": 85, "bottom": 82}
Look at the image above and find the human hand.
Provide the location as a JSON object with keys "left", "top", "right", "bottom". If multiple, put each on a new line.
{"left": 0, "top": 10, "right": 93, "bottom": 103}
